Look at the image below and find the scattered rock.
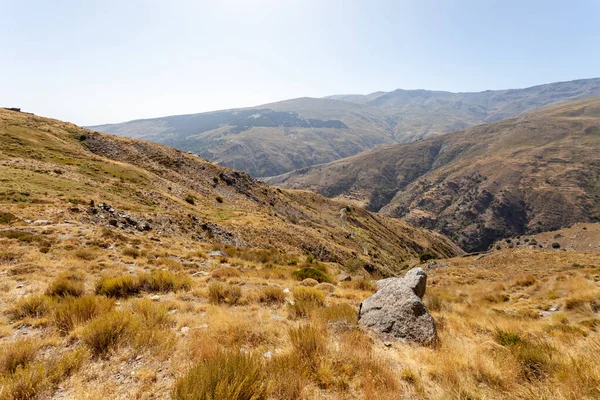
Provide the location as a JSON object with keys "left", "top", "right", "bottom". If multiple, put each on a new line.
{"left": 180, "top": 327, "right": 190, "bottom": 334}
{"left": 337, "top": 272, "right": 351, "bottom": 282}
{"left": 263, "top": 351, "right": 272, "bottom": 359}
{"left": 316, "top": 282, "right": 336, "bottom": 292}
{"left": 358, "top": 267, "right": 437, "bottom": 345}
{"left": 300, "top": 278, "right": 319, "bottom": 287}
{"left": 425, "top": 261, "right": 448, "bottom": 270}
{"left": 150, "top": 295, "right": 160, "bottom": 302}
{"left": 32, "top": 220, "right": 51, "bottom": 226}
{"left": 283, "top": 288, "right": 290, "bottom": 294}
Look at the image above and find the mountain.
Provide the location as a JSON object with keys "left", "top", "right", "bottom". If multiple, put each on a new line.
{"left": 0, "top": 108, "right": 460, "bottom": 275}
{"left": 89, "top": 78, "right": 600, "bottom": 177}
{"left": 267, "top": 98, "right": 600, "bottom": 252}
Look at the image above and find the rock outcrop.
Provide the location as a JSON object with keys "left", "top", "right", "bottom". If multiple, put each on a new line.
{"left": 358, "top": 267, "right": 437, "bottom": 345}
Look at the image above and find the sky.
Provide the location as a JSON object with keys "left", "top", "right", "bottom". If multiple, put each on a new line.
{"left": 1, "top": 0, "right": 599, "bottom": 126}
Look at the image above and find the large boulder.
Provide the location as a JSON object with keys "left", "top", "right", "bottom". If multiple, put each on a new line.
{"left": 358, "top": 267, "right": 437, "bottom": 345}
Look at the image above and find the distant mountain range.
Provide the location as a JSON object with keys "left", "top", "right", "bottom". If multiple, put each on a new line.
{"left": 267, "top": 98, "right": 600, "bottom": 252}
{"left": 89, "top": 78, "right": 600, "bottom": 177}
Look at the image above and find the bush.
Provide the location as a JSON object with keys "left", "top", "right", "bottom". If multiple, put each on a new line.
{"left": 74, "top": 248, "right": 98, "bottom": 261}
{"left": 292, "top": 268, "right": 331, "bottom": 283}
{"left": 9, "top": 295, "right": 56, "bottom": 320}
{"left": 288, "top": 325, "right": 326, "bottom": 365}
{"left": 0, "top": 211, "right": 17, "bottom": 225}
{"left": 54, "top": 295, "right": 115, "bottom": 332}
{"left": 215, "top": 196, "right": 224, "bottom": 203}
{"left": 172, "top": 351, "right": 267, "bottom": 400}
{"left": 139, "top": 270, "right": 191, "bottom": 293}
{"left": 342, "top": 278, "right": 376, "bottom": 292}
{"left": 258, "top": 286, "right": 286, "bottom": 304}
{"left": 46, "top": 276, "right": 85, "bottom": 298}
{"left": 419, "top": 252, "right": 436, "bottom": 263}
{"left": 292, "top": 287, "right": 325, "bottom": 306}
{"left": 95, "top": 275, "right": 141, "bottom": 298}
{"left": 128, "top": 299, "right": 173, "bottom": 329}
{"left": 318, "top": 303, "right": 357, "bottom": 324}
{"left": 208, "top": 282, "right": 242, "bottom": 305}
{"left": 0, "top": 339, "right": 39, "bottom": 374}
{"left": 552, "top": 242, "right": 561, "bottom": 249}
{"left": 211, "top": 267, "right": 241, "bottom": 280}
{"left": 80, "top": 311, "right": 133, "bottom": 357}
{"left": 494, "top": 329, "right": 522, "bottom": 347}
{"left": 122, "top": 247, "right": 141, "bottom": 259}
{"left": 184, "top": 195, "right": 196, "bottom": 205}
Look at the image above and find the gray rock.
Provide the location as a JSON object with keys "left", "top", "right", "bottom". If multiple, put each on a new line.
{"left": 207, "top": 250, "right": 227, "bottom": 257}
{"left": 403, "top": 267, "right": 427, "bottom": 299}
{"left": 358, "top": 268, "right": 436, "bottom": 345}
{"left": 337, "top": 272, "right": 351, "bottom": 282}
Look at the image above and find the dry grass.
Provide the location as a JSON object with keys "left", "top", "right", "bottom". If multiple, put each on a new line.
{"left": 208, "top": 282, "right": 242, "bottom": 305}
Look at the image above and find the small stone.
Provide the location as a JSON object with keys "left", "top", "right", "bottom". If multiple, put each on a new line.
{"left": 135, "top": 355, "right": 143, "bottom": 361}
{"left": 180, "top": 326, "right": 190, "bottom": 334}
{"left": 283, "top": 288, "right": 290, "bottom": 294}
{"left": 16, "top": 284, "right": 23, "bottom": 289}
{"left": 150, "top": 295, "right": 160, "bottom": 301}
{"left": 207, "top": 250, "right": 227, "bottom": 257}
{"left": 263, "top": 351, "right": 272, "bottom": 359}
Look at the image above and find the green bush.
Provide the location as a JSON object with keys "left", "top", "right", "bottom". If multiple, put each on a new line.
{"left": 292, "top": 268, "right": 331, "bottom": 283}
{"left": 419, "top": 252, "right": 436, "bottom": 263}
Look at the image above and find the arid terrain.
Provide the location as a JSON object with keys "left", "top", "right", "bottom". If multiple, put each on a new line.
{"left": 0, "top": 109, "right": 599, "bottom": 400}
{"left": 269, "top": 98, "right": 600, "bottom": 252}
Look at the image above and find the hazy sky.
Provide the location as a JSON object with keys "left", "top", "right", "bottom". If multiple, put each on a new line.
{"left": 2, "top": 0, "right": 599, "bottom": 125}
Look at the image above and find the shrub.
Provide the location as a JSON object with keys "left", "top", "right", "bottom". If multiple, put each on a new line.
{"left": 0, "top": 211, "right": 17, "bottom": 225}
{"left": 292, "top": 287, "right": 325, "bottom": 306}
{"left": 292, "top": 268, "right": 331, "bottom": 283}
{"left": 258, "top": 286, "right": 286, "bottom": 304}
{"left": 215, "top": 196, "right": 224, "bottom": 203}
{"left": 0, "top": 362, "right": 47, "bottom": 400}
{"left": 211, "top": 267, "right": 241, "bottom": 280}
{"left": 80, "top": 311, "right": 133, "bottom": 357}
{"left": 494, "top": 329, "right": 522, "bottom": 347}
{"left": 208, "top": 282, "right": 242, "bottom": 305}
{"left": 0, "top": 339, "right": 39, "bottom": 374}
{"left": 172, "top": 351, "right": 267, "bottom": 400}
{"left": 343, "top": 278, "right": 377, "bottom": 292}
{"left": 139, "top": 270, "right": 191, "bottom": 293}
{"left": 74, "top": 248, "right": 98, "bottom": 261}
{"left": 9, "top": 295, "right": 56, "bottom": 320}
{"left": 46, "top": 276, "right": 85, "bottom": 298}
{"left": 54, "top": 295, "right": 115, "bottom": 332}
{"left": 184, "top": 195, "right": 196, "bottom": 205}
{"left": 122, "top": 247, "right": 141, "bottom": 259}
{"left": 514, "top": 274, "right": 536, "bottom": 287}
{"left": 318, "top": 303, "right": 357, "bottom": 324}
{"left": 95, "top": 274, "right": 141, "bottom": 298}
{"left": 419, "top": 252, "right": 436, "bottom": 263}
{"left": 552, "top": 242, "right": 561, "bottom": 249}
{"left": 128, "top": 299, "right": 173, "bottom": 329}
{"left": 288, "top": 325, "right": 326, "bottom": 365}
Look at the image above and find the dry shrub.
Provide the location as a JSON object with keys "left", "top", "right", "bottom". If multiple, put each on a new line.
{"left": 172, "top": 351, "right": 267, "bottom": 400}
{"left": 258, "top": 286, "right": 286, "bottom": 304}
{"left": 80, "top": 311, "right": 133, "bottom": 357}
{"left": 46, "top": 275, "right": 85, "bottom": 298}
{"left": 211, "top": 267, "right": 241, "bottom": 280}
{"left": 0, "top": 361, "right": 46, "bottom": 400}
{"left": 74, "top": 248, "right": 98, "bottom": 261}
{"left": 9, "top": 295, "right": 56, "bottom": 320}
{"left": 288, "top": 324, "right": 327, "bottom": 366}
{"left": 122, "top": 247, "right": 141, "bottom": 259}
{"left": 342, "top": 278, "right": 377, "bottom": 292}
{"left": 138, "top": 270, "right": 191, "bottom": 293}
{"left": 318, "top": 303, "right": 357, "bottom": 325}
{"left": 208, "top": 282, "right": 242, "bottom": 305}
{"left": 563, "top": 292, "right": 600, "bottom": 312}
{"left": 514, "top": 274, "right": 536, "bottom": 287}
{"left": 95, "top": 274, "right": 140, "bottom": 298}
{"left": 292, "top": 287, "right": 324, "bottom": 305}
{"left": 128, "top": 299, "right": 173, "bottom": 329}
{"left": 54, "top": 295, "right": 115, "bottom": 332}
{"left": 96, "top": 270, "right": 191, "bottom": 298}
{"left": 268, "top": 353, "right": 306, "bottom": 400}
{"left": 0, "top": 339, "right": 40, "bottom": 375}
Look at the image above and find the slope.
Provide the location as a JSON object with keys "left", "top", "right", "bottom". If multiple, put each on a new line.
{"left": 268, "top": 98, "right": 600, "bottom": 252}
{"left": 0, "top": 108, "right": 460, "bottom": 275}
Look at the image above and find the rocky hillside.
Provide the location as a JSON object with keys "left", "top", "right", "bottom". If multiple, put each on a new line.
{"left": 0, "top": 108, "right": 461, "bottom": 274}
{"left": 268, "top": 98, "right": 600, "bottom": 252}
{"left": 89, "top": 78, "right": 600, "bottom": 177}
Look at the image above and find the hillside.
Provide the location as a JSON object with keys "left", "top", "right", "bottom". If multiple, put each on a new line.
{"left": 89, "top": 78, "right": 600, "bottom": 177}
{"left": 0, "top": 108, "right": 460, "bottom": 275}
{"left": 268, "top": 98, "right": 600, "bottom": 252}
{"left": 1, "top": 109, "right": 599, "bottom": 399}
